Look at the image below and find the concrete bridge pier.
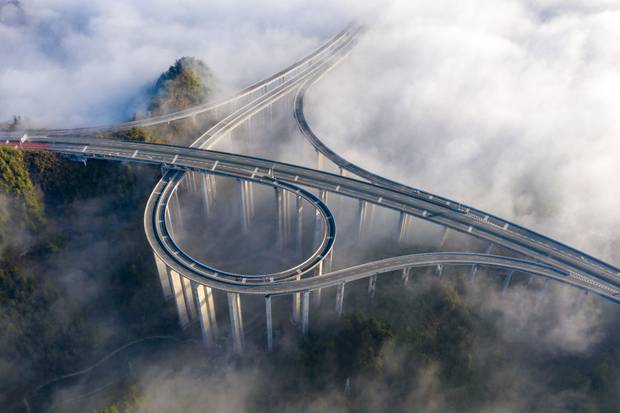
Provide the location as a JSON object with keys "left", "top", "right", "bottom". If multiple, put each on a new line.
{"left": 312, "top": 208, "right": 322, "bottom": 252}
{"left": 239, "top": 179, "right": 254, "bottom": 233}
{"left": 201, "top": 174, "right": 216, "bottom": 214}
{"left": 167, "top": 267, "right": 190, "bottom": 328}
{"left": 313, "top": 287, "right": 322, "bottom": 308}
{"left": 317, "top": 150, "right": 324, "bottom": 170}
{"left": 154, "top": 254, "right": 172, "bottom": 298}
{"left": 313, "top": 256, "right": 324, "bottom": 308}
{"left": 336, "top": 283, "right": 345, "bottom": 317}
{"left": 401, "top": 267, "right": 411, "bottom": 286}
{"left": 293, "top": 275, "right": 302, "bottom": 323}
{"left": 275, "top": 187, "right": 284, "bottom": 250}
{"left": 312, "top": 248, "right": 334, "bottom": 309}
{"left": 282, "top": 190, "right": 292, "bottom": 243}
{"left": 470, "top": 264, "right": 479, "bottom": 282}
{"left": 265, "top": 295, "right": 273, "bottom": 351}
{"left": 301, "top": 291, "right": 310, "bottom": 334}
{"left": 319, "top": 189, "right": 328, "bottom": 205}
{"left": 439, "top": 226, "right": 449, "bottom": 249}
{"left": 181, "top": 277, "right": 197, "bottom": 320}
{"left": 368, "top": 275, "right": 377, "bottom": 299}
{"left": 357, "top": 200, "right": 369, "bottom": 241}
{"left": 192, "top": 282, "right": 218, "bottom": 347}
{"left": 325, "top": 249, "right": 334, "bottom": 273}
{"left": 187, "top": 172, "right": 197, "bottom": 193}
{"left": 314, "top": 190, "right": 329, "bottom": 247}
{"left": 502, "top": 270, "right": 514, "bottom": 296}
{"left": 296, "top": 195, "right": 303, "bottom": 258}
{"left": 398, "top": 212, "right": 411, "bottom": 246}
{"left": 227, "top": 292, "right": 244, "bottom": 353}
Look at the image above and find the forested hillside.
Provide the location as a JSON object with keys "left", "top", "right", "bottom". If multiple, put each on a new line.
{"left": 0, "top": 57, "right": 215, "bottom": 412}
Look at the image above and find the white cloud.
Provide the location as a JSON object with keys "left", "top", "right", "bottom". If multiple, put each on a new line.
{"left": 0, "top": 0, "right": 357, "bottom": 126}
{"left": 307, "top": 0, "right": 620, "bottom": 265}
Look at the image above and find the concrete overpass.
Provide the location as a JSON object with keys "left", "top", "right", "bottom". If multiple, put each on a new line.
{"left": 2, "top": 23, "right": 618, "bottom": 353}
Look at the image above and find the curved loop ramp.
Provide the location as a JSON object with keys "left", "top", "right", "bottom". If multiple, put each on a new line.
{"left": 2, "top": 23, "right": 618, "bottom": 354}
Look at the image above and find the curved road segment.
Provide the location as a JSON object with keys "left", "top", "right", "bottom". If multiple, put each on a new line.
{"left": 1, "top": 23, "right": 618, "bottom": 345}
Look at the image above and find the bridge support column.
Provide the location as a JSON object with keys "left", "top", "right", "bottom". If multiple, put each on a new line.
{"left": 240, "top": 179, "right": 253, "bottom": 233}
{"left": 313, "top": 287, "right": 322, "bottom": 308}
{"left": 201, "top": 174, "right": 216, "bottom": 214}
{"left": 336, "top": 283, "right": 345, "bottom": 317}
{"left": 368, "top": 275, "right": 377, "bottom": 299}
{"left": 296, "top": 195, "right": 303, "bottom": 258}
{"left": 293, "top": 276, "right": 301, "bottom": 323}
{"left": 154, "top": 254, "right": 172, "bottom": 298}
{"left": 312, "top": 208, "right": 322, "bottom": 252}
{"left": 181, "top": 276, "right": 197, "bottom": 320}
{"left": 275, "top": 187, "right": 284, "bottom": 250}
{"left": 192, "top": 282, "right": 218, "bottom": 347}
{"left": 502, "top": 270, "right": 514, "bottom": 296}
{"left": 439, "top": 227, "right": 449, "bottom": 249}
{"left": 317, "top": 150, "right": 324, "bottom": 170}
{"left": 357, "top": 200, "right": 368, "bottom": 241}
{"left": 325, "top": 249, "right": 334, "bottom": 273}
{"left": 313, "top": 257, "right": 323, "bottom": 308}
{"left": 398, "top": 212, "right": 411, "bottom": 246}
{"left": 401, "top": 267, "right": 411, "bottom": 286}
{"left": 265, "top": 295, "right": 273, "bottom": 351}
{"left": 470, "top": 264, "right": 478, "bottom": 282}
{"left": 284, "top": 190, "right": 291, "bottom": 241}
{"left": 314, "top": 189, "right": 329, "bottom": 249}
{"left": 301, "top": 291, "right": 310, "bottom": 334}
{"left": 167, "top": 268, "right": 190, "bottom": 328}
{"left": 227, "top": 293, "right": 244, "bottom": 353}
{"left": 319, "top": 189, "right": 328, "bottom": 204}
